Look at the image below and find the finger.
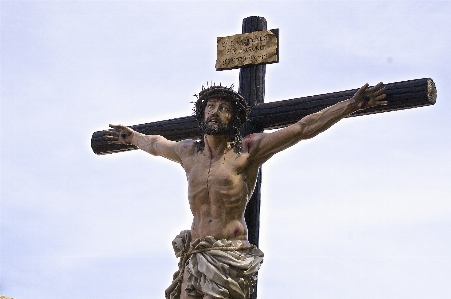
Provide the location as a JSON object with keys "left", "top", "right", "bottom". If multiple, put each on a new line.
{"left": 109, "top": 124, "right": 125, "bottom": 131}
{"left": 355, "top": 83, "right": 369, "bottom": 99}
{"left": 111, "top": 124, "right": 133, "bottom": 134}
{"left": 371, "top": 82, "right": 384, "bottom": 90}
{"left": 104, "top": 135, "right": 118, "bottom": 140}
{"left": 375, "top": 94, "right": 387, "bottom": 101}
{"left": 359, "top": 83, "right": 369, "bottom": 94}
{"left": 107, "top": 140, "right": 123, "bottom": 145}
{"left": 103, "top": 130, "right": 119, "bottom": 137}
{"left": 366, "top": 82, "right": 383, "bottom": 95}
{"left": 377, "top": 100, "right": 388, "bottom": 106}
{"left": 373, "top": 87, "right": 386, "bottom": 97}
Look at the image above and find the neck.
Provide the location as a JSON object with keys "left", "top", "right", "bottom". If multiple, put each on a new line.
{"left": 204, "top": 134, "right": 230, "bottom": 157}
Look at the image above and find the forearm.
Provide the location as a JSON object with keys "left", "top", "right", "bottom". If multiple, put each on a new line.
{"left": 298, "top": 98, "right": 360, "bottom": 139}
{"left": 130, "top": 131, "right": 160, "bottom": 155}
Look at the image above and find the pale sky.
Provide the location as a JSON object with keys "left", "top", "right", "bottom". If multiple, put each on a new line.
{"left": 1, "top": 1, "right": 450, "bottom": 299}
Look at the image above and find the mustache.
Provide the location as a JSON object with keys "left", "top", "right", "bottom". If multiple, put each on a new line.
{"left": 205, "top": 115, "right": 223, "bottom": 124}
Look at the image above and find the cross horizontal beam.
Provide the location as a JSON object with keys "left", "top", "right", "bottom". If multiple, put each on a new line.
{"left": 91, "top": 78, "right": 436, "bottom": 155}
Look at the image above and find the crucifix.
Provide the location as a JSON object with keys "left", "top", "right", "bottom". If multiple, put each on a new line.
{"left": 92, "top": 16, "right": 436, "bottom": 299}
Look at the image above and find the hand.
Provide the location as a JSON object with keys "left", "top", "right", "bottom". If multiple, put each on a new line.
{"left": 352, "top": 82, "right": 388, "bottom": 110}
{"left": 103, "top": 124, "right": 135, "bottom": 145}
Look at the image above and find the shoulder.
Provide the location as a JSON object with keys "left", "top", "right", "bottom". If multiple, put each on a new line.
{"left": 241, "top": 133, "right": 267, "bottom": 154}
{"left": 242, "top": 129, "right": 299, "bottom": 165}
{"left": 242, "top": 132, "right": 266, "bottom": 145}
{"left": 175, "top": 139, "right": 198, "bottom": 156}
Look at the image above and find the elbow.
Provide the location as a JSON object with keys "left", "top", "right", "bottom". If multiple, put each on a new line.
{"left": 297, "top": 121, "right": 319, "bottom": 140}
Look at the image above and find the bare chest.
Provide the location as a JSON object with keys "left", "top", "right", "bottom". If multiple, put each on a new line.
{"left": 183, "top": 150, "right": 262, "bottom": 204}
{"left": 184, "top": 151, "right": 247, "bottom": 188}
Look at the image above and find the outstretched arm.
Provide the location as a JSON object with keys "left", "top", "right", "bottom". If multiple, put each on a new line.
{"left": 104, "top": 124, "right": 182, "bottom": 164}
{"left": 248, "top": 82, "right": 387, "bottom": 164}
{"left": 297, "top": 82, "right": 387, "bottom": 139}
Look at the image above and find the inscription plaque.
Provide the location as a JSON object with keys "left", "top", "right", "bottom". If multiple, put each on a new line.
{"left": 216, "top": 29, "right": 279, "bottom": 70}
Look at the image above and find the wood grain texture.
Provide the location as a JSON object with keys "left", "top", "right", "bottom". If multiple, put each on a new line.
{"left": 91, "top": 78, "right": 436, "bottom": 155}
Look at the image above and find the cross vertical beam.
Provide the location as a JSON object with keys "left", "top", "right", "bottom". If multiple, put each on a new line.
{"left": 240, "top": 16, "right": 266, "bottom": 248}
{"left": 238, "top": 16, "right": 267, "bottom": 299}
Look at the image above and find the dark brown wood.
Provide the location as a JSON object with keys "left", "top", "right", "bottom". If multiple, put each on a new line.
{"left": 91, "top": 78, "right": 436, "bottom": 155}
{"left": 238, "top": 16, "right": 267, "bottom": 249}
{"left": 237, "top": 15, "right": 267, "bottom": 299}
{"left": 251, "top": 77, "right": 437, "bottom": 129}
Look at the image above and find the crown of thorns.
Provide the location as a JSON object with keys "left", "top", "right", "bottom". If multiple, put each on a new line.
{"left": 193, "top": 84, "right": 250, "bottom": 124}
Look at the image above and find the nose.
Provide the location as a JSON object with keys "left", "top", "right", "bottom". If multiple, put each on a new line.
{"left": 208, "top": 105, "right": 218, "bottom": 114}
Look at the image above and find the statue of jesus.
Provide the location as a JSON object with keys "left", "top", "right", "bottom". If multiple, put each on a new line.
{"left": 104, "top": 82, "right": 386, "bottom": 299}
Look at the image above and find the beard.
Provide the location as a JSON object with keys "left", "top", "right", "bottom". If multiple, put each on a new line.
{"left": 201, "top": 116, "right": 234, "bottom": 135}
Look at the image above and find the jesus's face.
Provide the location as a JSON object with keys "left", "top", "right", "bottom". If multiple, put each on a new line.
{"left": 202, "top": 98, "right": 234, "bottom": 135}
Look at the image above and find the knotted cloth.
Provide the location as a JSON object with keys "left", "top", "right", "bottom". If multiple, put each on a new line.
{"left": 165, "top": 230, "right": 264, "bottom": 299}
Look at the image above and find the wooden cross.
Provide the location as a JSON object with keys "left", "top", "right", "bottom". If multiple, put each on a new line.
{"left": 91, "top": 16, "right": 436, "bottom": 299}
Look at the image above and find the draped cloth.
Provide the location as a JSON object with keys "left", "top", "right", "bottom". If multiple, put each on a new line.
{"left": 165, "top": 230, "right": 264, "bottom": 299}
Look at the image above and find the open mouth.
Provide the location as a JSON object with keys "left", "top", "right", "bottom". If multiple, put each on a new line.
{"left": 207, "top": 117, "right": 220, "bottom": 124}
